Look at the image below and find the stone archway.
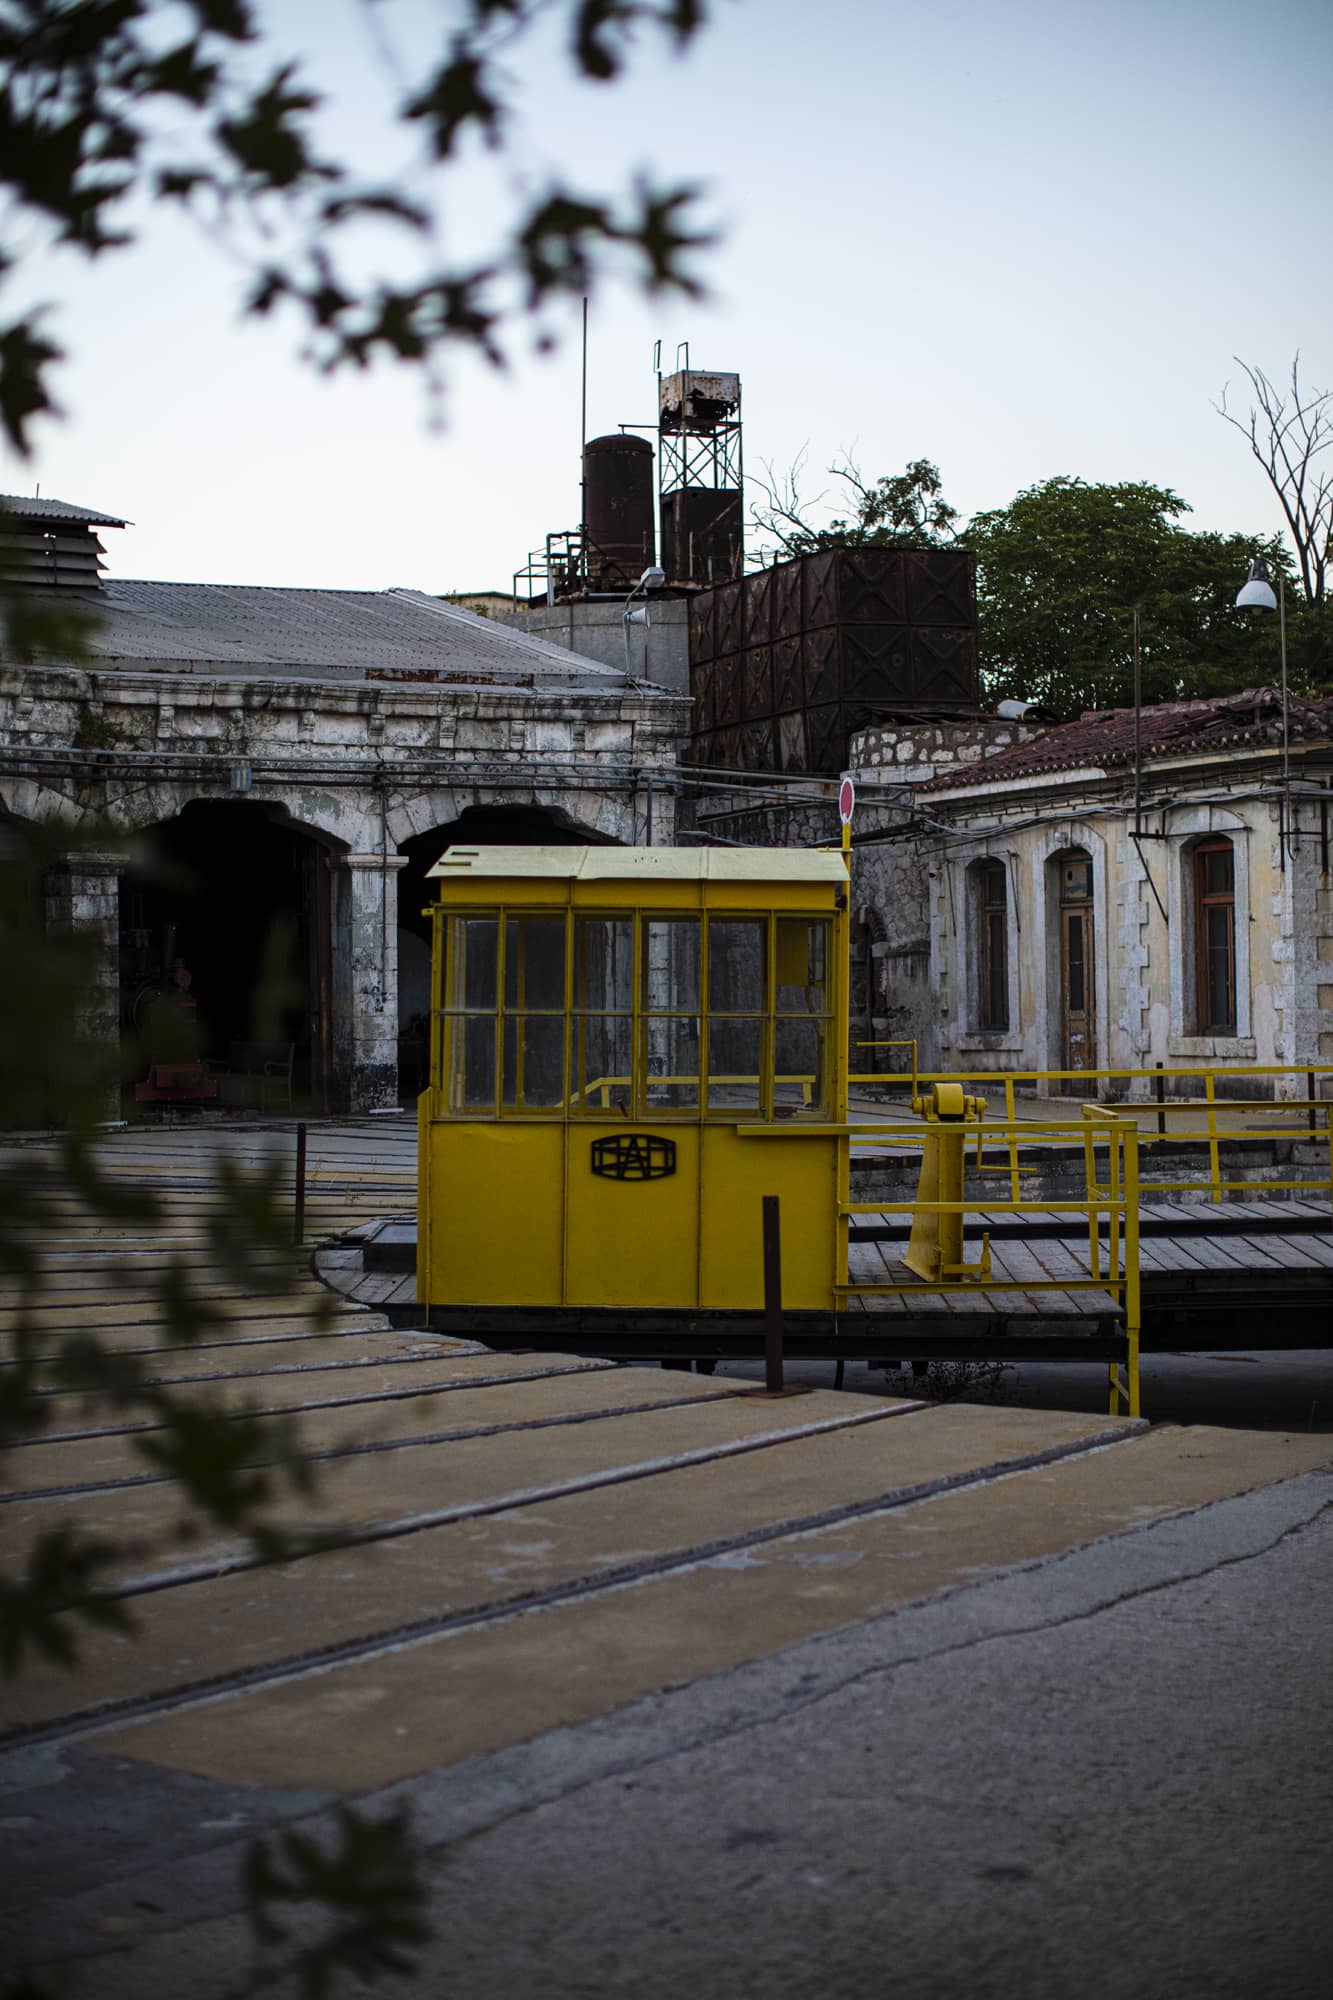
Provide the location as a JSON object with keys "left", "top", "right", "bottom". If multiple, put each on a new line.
{"left": 119, "top": 799, "right": 344, "bottom": 1112}
{"left": 394, "top": 801, "right": 614, "bottom": 1098}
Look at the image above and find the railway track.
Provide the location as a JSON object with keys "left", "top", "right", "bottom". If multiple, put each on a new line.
{"left": 4, "top": 1121, "right": 1330, "bottom": 1808}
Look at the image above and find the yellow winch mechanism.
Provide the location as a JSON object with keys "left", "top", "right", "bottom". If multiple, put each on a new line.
{"left": 903, "top": 1082, "right": 993, "bottom": 1286}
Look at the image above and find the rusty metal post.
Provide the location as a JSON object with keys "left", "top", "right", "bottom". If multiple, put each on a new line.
{"left": 294, "top": 1120, "right": 307, "bottom": 1246}
{"left": 762, "top": 1194, "right": 784, "bottom": 1394}
{"left": 1154, "top": 1062, "right": 1166, "bottom": 1136}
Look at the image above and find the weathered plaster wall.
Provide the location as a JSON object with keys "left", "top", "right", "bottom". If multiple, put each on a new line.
{"left": 2, "top": 664, "right": 688, "bottom": 1110}
{"left": 918, "top": 762, "right": 1333, "bottom": 1099}
{"left": 509, "top": 599, "right": 691, "bottom": 694}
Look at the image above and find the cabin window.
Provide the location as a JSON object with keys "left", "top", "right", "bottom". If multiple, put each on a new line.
{"left": 642, "top": 918, "right": 701, "bottom": 1109}
{"left": 501, "top": 916, "right": 566, "bottom": 1108}
{"left": 439, "top": 907, "right": 834, "bottom": 1120}
{"left": 1193, "top": 839, "right": 1236, "bottom": 1034}
{"left": 575, "top": 916, "right": 634, "bottom": 1113}
{"left": 706, "top": 917, "right": 766, "bottom": 1111}
{"left": 446, "top": 916, "right": 499, "bottom": 1110}
{"left": 773, "top": 916, "right": 831, "bottom": 1116}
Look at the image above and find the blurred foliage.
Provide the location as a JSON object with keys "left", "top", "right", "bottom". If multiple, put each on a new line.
{"left": 0, "top": 0, "right": 714, "bottom": 460}
{"left": 242, "top": 1805, "right": 432, "bottom": 2000}
{"left": 0, "top": 821, "right": 432, "bottom": 1995}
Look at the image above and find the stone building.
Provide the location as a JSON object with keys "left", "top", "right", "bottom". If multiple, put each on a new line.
{"left": 845, "top": 690, "right": 1333, "bottom": 1097}
{"left": 1, "top": 498, "right": 688, "bottom": 1113}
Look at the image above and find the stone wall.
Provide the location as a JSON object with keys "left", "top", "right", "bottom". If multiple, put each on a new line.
{"left": 1, "top": 663, "right": 688, "bottom": 1111}
{"left": 852, "top": 717, "right": 1031, "bottom": 783}
{"left": 508, "top": 599, "right": 691, "bottom": 694}
{"left": 917, "top": 760, "right": 1333, "bottom": 1098}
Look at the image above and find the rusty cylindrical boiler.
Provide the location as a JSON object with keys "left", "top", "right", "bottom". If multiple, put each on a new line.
{"left": 583, "top": 433, "right": 655, "bottom": 584}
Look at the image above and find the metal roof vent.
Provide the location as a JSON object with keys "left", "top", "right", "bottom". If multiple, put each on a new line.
{"left": 0, "top": 495, "right": 128, "bottom": 591}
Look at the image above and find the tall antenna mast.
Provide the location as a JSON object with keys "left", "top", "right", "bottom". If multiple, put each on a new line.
{"left": 579, "top": 297, "right": 589, "bottom": 588}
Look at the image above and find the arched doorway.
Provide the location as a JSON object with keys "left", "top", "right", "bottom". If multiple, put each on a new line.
{"left": 396, "top": 802, "right": 611, "bottom": 1098}
{"left": 118, "top": 801, "right": 337, "bottom": 1111}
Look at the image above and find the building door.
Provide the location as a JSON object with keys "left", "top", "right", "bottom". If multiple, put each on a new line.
{"left": 1058, "top": 855, "right": 1095, "bottom": 1094}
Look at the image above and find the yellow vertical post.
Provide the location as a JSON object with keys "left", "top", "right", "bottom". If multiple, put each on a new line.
{"left": 1005, "top": 1076, "right": 1019, "bottom": 1206}
{"left": 1080, "top": 1112, "right": 1096, "bottom": 1280}
{"left": 1123, "top": 1121, "right": 1142, "bottom": 1418}
{"left": 1205, "top": 1071, "right": 1220, "bottom": 1202}
{"left": 1082, "top": 1121, "right": 1100, "bottom": 1281}
{"left": 905, "top": 1084, "right": 978, "bottom": 1283}
{"left": 1108, "top": 1114, "right": 1121, "bottom": 1291}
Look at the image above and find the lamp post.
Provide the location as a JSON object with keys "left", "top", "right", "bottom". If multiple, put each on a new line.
{"left": 623, "top": 564, "right": 666, "bottom": 679}
{"left": 1235, "top": 555, "right": 1291, "bottom": 865}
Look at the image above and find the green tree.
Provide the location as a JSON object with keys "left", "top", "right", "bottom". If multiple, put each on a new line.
{"left": 750, "top": 452, "right": 958, "bottom": 561}
{"left": 967, "top": 477, "right": 1296, "bottom": 718}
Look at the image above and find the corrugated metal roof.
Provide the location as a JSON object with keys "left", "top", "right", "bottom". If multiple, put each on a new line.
{"left": 429, "top": 846, "right": 849, "bottom": 881}
{"left": 0, "top": 494, "right": 128, "bottom": 527}
{"left": 10, "top": 579, "right": 657, "bottom": 692}
{"left": 925, "top": 688, "right": 1333, "bottom": 792}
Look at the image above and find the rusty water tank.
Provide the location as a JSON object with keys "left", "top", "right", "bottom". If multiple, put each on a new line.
{"left": 583, "top": 433, "right": 655, "bottom": 581}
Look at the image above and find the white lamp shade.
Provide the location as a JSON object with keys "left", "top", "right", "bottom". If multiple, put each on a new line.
{"left": 1235, "top": 558, "right": 1277, "bottom": 611}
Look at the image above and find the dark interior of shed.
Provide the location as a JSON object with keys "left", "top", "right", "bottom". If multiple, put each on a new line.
{"left": 118, "top": 801, "right": 330, "bottom": 1109}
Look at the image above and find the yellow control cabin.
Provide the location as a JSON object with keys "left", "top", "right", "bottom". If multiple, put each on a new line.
{"left": 417, "top": 847, "right": 851, "bottom": 1325}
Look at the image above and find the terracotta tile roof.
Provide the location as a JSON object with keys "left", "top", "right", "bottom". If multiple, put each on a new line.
{"left": 925, "top": 687, "right": 1333, "bottom": 790}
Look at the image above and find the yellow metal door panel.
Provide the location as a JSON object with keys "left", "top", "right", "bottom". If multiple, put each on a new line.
{"left": 698, "top": 1129, "right": 837, "bottom": 1310}
{"left": 565, "top": 1125, "right": 700, "bottom": 1308}
{"left": 427, "top": 1123, "right": 564, "bottom": 1306}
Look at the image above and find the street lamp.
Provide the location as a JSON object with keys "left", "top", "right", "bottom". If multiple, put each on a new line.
{"left": 1234, "top": 555, "right": 1290, "bottom": 864}
{"left": 623, "top": 564, "right": 667, "bottom": 678}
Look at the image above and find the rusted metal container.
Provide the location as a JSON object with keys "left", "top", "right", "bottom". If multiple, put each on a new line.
{"left": 661, "top": 488, "right": 743, "bottom": 585}
{"left": 659, "top": 369, "right": 741, "bottom": 429}
{"left": 714, "top": 576, "right": 745, "bottom": 655}
{"left": 583, "top": 433, "right": 655, "bottom": 584}
{"left": 688, "top": 547, "right": 979, "bottom": 773}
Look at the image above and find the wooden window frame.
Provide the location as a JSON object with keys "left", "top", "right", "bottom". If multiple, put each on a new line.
{"left": 976, "top": 859, "right": 1009, "bottom": 1032}
{"left": 1193, "top": 838, "right": 1236, "bottom": 1035}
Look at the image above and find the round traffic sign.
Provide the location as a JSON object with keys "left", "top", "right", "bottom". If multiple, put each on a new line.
{"left": 838, "top": 776, "right": 855, "bottom": 825}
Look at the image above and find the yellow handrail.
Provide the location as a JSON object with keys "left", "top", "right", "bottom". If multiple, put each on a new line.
{"left": 842, "top": 1060, "right": 1333, "bottom": 1211}
{"left": 833, "top": 1107, "right": 1143, "bottom": 1417}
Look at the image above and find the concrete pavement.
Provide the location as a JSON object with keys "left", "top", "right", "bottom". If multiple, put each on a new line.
{"left": 3, "top": 1119, "right": 1331, "bottom": 1996}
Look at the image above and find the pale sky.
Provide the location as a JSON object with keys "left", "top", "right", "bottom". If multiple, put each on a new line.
{"left": 6, "top": 0, "right": 1331, "bottom": 594}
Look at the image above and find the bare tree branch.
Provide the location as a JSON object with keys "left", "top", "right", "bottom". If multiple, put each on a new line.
{"left": 749, "top": 449, "right": 958, "bottom": 563}
{"left": 1216, "top": 354, "right": 1332, "bottom": 615}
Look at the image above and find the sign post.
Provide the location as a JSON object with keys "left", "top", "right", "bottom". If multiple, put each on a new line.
{"left": 838, "top": 774, "right": 855, "bottom": 864}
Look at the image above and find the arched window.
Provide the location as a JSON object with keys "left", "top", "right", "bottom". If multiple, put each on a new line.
{"left": 1193, "top": 838, "right": 1236, "bottom": 1033}
{"left": 974, "top": 858, "right": 1009, "bottom": 1031}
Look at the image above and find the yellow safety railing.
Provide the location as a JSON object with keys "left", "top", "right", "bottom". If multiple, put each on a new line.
{"left": 835, "top": 1102, "right": 1143, "bottom": 1417}
{"left": 845, "top": 1061, "right": 1333, "bottom": 1221}
{"left": 854, "top": 1038, "right": 919, "bottom": 1098}
{"left": 573, "top": 1074, "right": 817, "bottom": 1111}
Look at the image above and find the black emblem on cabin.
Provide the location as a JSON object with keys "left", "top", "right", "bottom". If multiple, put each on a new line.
{"left": 590, "top": 1134, "right": 677, "bottom": 1182}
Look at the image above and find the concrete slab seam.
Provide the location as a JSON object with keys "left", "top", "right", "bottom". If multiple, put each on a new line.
{"left": 12, "top": 1469, "right": 1329, "bottom": 1969}
{"left": 1, "top": 1418, "right": 1138, "bottom": 1759}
